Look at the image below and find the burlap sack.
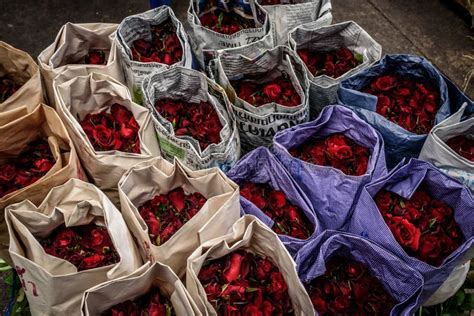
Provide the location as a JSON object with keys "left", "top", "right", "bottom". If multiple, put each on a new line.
{"left": 141, "top": 66, "right": 240, "bottom": 171}
{"left": 5, "top": 179, "right": 142, "bottom": 316}
{"left": 116, "top": 7, "right": 193, "bottom": 104}
{"left": 0, "top": 104, "right": 84, "bottom": 263}
{"left": 53, "top": 72, "right": 160, "bottom": 203}
{"left": 38, "top": 22, "right": 124, "bottom": 107}
{"left": 118, "top": 157, "right": 240, "bottom": 277}
{"left": 0, "top": 41, "right": 44, "bottom": 112}
{"left": 289, "top": 21, "right": 382, "bottom": 118}
{"left": 187, "top": 0, "right": 274, "bottom": 69}
{"left": 82, "top": 262, "right": 201, "bottom": 316}
{"left": 186, "top": 215, "right": 314, "bottom": 315}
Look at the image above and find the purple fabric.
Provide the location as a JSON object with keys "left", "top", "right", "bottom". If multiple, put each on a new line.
{"left": 272, "top": 104, "right": 387, "bottom": 230}
{"left": 226, "top": 147, "right": 321, "bottom": 256}
{"left": 337, "top": 54, "right": 451, "bottom": 168}
{"left": 295, "top": 230, "right": 424, "bottom": 316}
{"left": 347, "top": 158, "right": 474, "bottom": 303}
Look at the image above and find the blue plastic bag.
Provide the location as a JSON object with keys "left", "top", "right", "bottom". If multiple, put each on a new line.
{"left": 337, "top": 54, "right": 451, "bottom": 168}
{"left": 347, "top": 159, "right": 474, "bottom": 303}
{"left": 272, "top": 104, "right": 387, "bottom": 230}
{"left": 226, "top": 147, "right": 321, "bottom": 256}
{"left": 295, "top": 230, "right": 424, "bottom": 316}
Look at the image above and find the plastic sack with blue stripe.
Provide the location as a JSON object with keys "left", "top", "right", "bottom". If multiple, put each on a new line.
{"left": 295, "top": 230, "right": 424, "bottom": 315}
{"left": 347, "top": 159, "right": 473, "bottom": 305}
{"left": 337, "top": 54, "right": 451, "bottom": 168}
{"left": 226, "top": 147, "right": 320, "bottom": 256}
{"left": 272, "top": 104, "right": 387, "bottom": 230}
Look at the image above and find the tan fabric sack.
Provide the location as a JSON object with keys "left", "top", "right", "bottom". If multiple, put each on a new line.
{"left": 53, "top": 72, "right": 160, "bottom": 203}
{"left": 118, "top": 157, "right": 240, "bottom": 277}
{"left": 5, "top": 179, "right": 142, "bottom": 316}
{"left": 186, "top": 215, "right": 314, "bottom": 315}
{"left": 38, "top": 23, "right": 124, "bottom": 106}
{"left": 82, "top": 262, "right": 201, "bottom": 316}
{"left": 0, "top": 104, "right": 84, "bottom": 262}
{"left": 0, "top": 41, "right": 44, "bottom": 112}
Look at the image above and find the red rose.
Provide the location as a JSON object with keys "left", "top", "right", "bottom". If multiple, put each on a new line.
{"left": 204, "top": 282, "right": 222, "bottom": 301}
{"left": 91, "top": 124, "right": 117, "bottom": 150}
{"left": 198, "top": 263, "right": 220, "bottom": 283}
{"left": 238, "top": 82, "right": 255, "bottom": 100}
{"left": 345, "top": 261, "right": 364, "bottom": 279}
{"left": 330, "top": 296, "right": 351, "bottom": 313}
{"left": 242, "top": 305, "right": 262, "bottom": 316}
{"left": 268, "top": 271, "right": 287, "bottom": 296}
{"left": 371, "top": 75, "right": 396, "bottom": 91}
{"left": 310, "top": 291, "right": 328, "bottom": 314}
{"left": 132, "top": 39, "right": 151, "bottom": 56}
{"left": 269, "top": 190, "right": 286, "bottom": 209}
{"left": 168, "top": 188, "right": 185, "bottom": 212}
{"left": 387, "top": 216, "right": 421, "bottom": 252}
{"left": 309, "top": 142, "right": 326, "bottom": 165}
{"left": 336, "top": 47, "right": 354, "bottom": 61}
{"left": 53, "top": 229, "right": 76, "bottom": 248}
{"left": 223, "top": 252, "right": 244, "bottom": 283}
{"left": 81, "top": 253, "right": 105, "bottom": 269}
{"left": 418, "top": 234, "right": 442, "bottom": 265}
{"left": 326, "top": 135, "right": 353, "bottom": 160}
{"left": 85, "top": 50, "right": 106, "bottom": 65}
{"left": 263, "top": 83, "right": 282, "bottom": 100}
{"left": 0, "top": 163, "right": 16, "bottom": 182}
{"left": 430, "top": 200, "right": 452, "bottom": 223}
{"left": 32, "top": 158, "right": 54, "bottom": 173}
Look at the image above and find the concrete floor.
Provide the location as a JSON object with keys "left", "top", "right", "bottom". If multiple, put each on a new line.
{"left": 0, "top": 0, "right": 472, "bottom": 97}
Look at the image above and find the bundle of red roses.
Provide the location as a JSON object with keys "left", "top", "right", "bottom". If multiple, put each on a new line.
{"left": 104, "top": 287, "right": 175, "bottom": 316}
{"left": 154, "top": 98, "right": 223, "bottom": 151}
{"left": 289, "top": 133, "right": 370, "bottom": 176}
{"left": 362, "top": 74, "right": 440, "bottom": 134}
{"left": 240, "top": 181, "right": 313, "bottom": 239}
{"left": 198, "top": 249, "right": 293, "bottom": 314}
{"left": 130, "top": 19, "right": 183, "bottom": 65}
{"left": 39, "top": 224, "right": 120, "bottom": 271}
{"left": 297, "top": 47, "right": 363, "bottom": 78}
{"left": 82, "top": 50, "right": 106, "bottom": 65}
{"left": 138, "top": 187, "right": 207, "bottom": 246}
{"left": 375, "top": 187, "right": 464, "bottom": 266}
{"left": 199, "top": 9, "right": 256, "bottom": 35}
{"left": 80, "top": 103, "right": 141, "bottom": 153}
{"left": 0, "top": 76, "right": 21, "bottom": 102}
{"left": 446, "top": 135, "right": 473, "bottom": 162}
{"left": 305, "top": 256, "right": 396, "bottom": 315}
{"left": 0, "top": 139, "right": 55, "bottom": 198}
{"left": 231, "top": 74, "right": 301, "bottom": 107}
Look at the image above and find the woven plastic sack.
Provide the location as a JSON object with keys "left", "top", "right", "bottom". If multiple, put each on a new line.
{"left": 82, "top": 262, "right": 201, "bottom": 315}
{"left": 187, "top": 0, "right": 274, "bottom": 69}
{"left": 337, "top": 54, "right": 451, "bottom": 168}
{"left": 116, "top": 6, "right": 193, "bottom": 103}
{"left": 347, "top": 159, "right": 474, "bottom": 304}
{"left": 226, "top": 147, "right": 320, "bottom": 256}
{"left": 289, "top": 21, "right": 382, "bottom": 118}
{"left": 295, "top": 230, "right": 424, "bottom": 315}
{"left": 212, "top": 45, "right": 310, "bottom": 152}
{"left": 5, "top": 179, "right": 142, "bottom": 316}
{"left": 186, "top": 215, "right": 314, "bottom": 315}
{"left": 272, "top": 104, "right": 387, "bottom": 230}
{"left": 38, "top": 22, "right": 123, "bottom": 107}
{"left": 141, "top": 66, "right": 240, "bottom": 171}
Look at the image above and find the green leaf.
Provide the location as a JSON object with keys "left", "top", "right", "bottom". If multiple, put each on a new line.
{"left": 166, "top": 304, "right": 173, "bottom": 316}
{"left": 399, "top": 200, "right": 406, "bottom": 208}
{"left": 354, "top": 53, "right": 363, "bottom": 64}
{"left": 429, "top": 218, "right": 437, "bottom": 229}
{"left": 217, "top": 12, "right": 224, "bottom": 29}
